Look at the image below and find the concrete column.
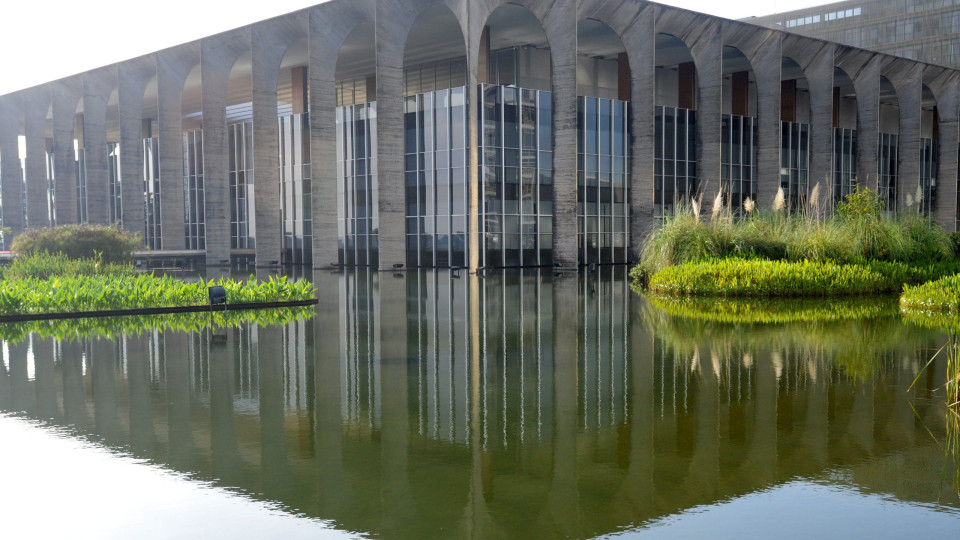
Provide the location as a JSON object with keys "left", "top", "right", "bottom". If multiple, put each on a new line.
{"left": 164, "top": 331, "right": 196, "bottom": 469}
{"left": 467, "top": 26, "right": 482, "bottom": 271}
{"left": 210, "top": 328, "right": 240, "bottom": 481}
{"left": 127, "top": 334, "right": 156, "bottom": 455}
{"left": 252, "top": 17, "right": 302, "bottom": 267}
{"left": 201, "top": 30, "right": 249, "bottom": 266}
{"left": 926, "top": 69, "right": 959, "bottom": 231}
{"left": 307, "top": 3, "right": 371, "bottom": 269}
{"left": 746, "top": 33, "right": 782, "bottom": 208}
{"left": 23, "top": 93, "right": 49, "bottom": 229}
{"left": 839, "top": 51, "right": 881, "bottom": 187}
{"left": 549, "top": 274, "right": 580, "bottom": 534}
{"left": 802, "top": 41, "right": 837, "bottom": 193}
{"left": 887, "top": 61, "right": 922, "bottom": 211}
{"left": 374, "top": 1, "right": 406, "bottom": 270}
{"left": 624, "top": 7, "right": 656, "bottom": 261}
{"left": 156, "top": 47, "right": 197, "bottom": 251}
{"left": 60, "top": 339, "right": 88, "bottom": 429}
{"left": 33, "top": 337, "right": 58, "bottom": 421}
{"left": 378, "top": 272, "right": 412, "bottom": 535}
{"left": 82, "top": 69, "right": 115, "bottom": 225}
{"left": 52, "top": 79, "right": 81, "bottom": 225}
{"left": 118, "top": 60, "right": 152, "bottom": 239}
{"left": 0, "top": 99, "right": 25, "bottom": 238}
{"left": 259, "top": 325, "right": 290, "bottom": 497}
{"left": 545, "top": 0, "right": 579, "bottom": 269}
{"left": 91, "top": 339, "right": 119, "bottom": 442}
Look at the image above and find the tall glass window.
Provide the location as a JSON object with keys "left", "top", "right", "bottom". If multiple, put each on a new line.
{"left": 721, "top": 114, "right": 757, "bottom": 210}
{"left": 405, "top": 87, "right": 469, "bottom": 268}
{"left": 228, "top": 121, "right": 255, "bottom": 250}
{"left": 578, "top": 96, "right": 630, "bottom": 265}
{"left": 833, "top": 128, "right": 857, "bottom": 203}
{"left": 780, "top": 121, "right": 810, "bottom": 211}
{"left": 279, "top": 114, "right": 311, "bottom": 265}
{"left": 479, "top": 84, "right": 553, "bottom": 268}
{"left": 919, "top": 137, "right": 938, "bottom": 216}
{"left": 76, "top": 147, "right": 87, "bottom": 223}
{"left": 142, "top": 137, "right": 161, "bottom": 249}
{"left": 107, "top": 143, "right": 122, "bottom": 225}
{"left": 336, "top": 102, "right": 378, "bottom": 266}
{"left": 655, "top": 106, "right": 698, "bottom": 219}
{"left": 182, "top": 130, "right": 204, "bottom": 250}
{"left": 45, "top": 150, "right": 56, "bottom": 227}
{"left": 878, "top": 133, "right": 898, "bottom": 211}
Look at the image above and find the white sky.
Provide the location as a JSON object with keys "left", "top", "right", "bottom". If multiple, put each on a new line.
{"left": 0, "top": 0, "right": 830, "bottom": 96}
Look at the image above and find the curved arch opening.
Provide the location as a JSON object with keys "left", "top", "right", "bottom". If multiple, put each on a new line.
{"left": 919, "top": 84, "right": 938, "bottom": 216}
{"left": 577, "top": 18, "right": 630, "bottom": 265}
{"left": 142, "top": 75, "right": 161, "bottom": 249}
{"left": 478, "top": 3, "right": 553, "bottom": 268}
{"left": 878, "top": 76, "right": 900, "bottom": 211}
{"left": 181, "top": 63, "right": 204, "bottom": 250}
{"left": 402, "top": 5, "right": 468, "bottom": 268}
{"left": 277, "top": 38, "right": 311, "bottom": 266}
{"left": 106, "top": 88, "right": 121, "bottom": 225}
{"left": 335, "top": 21, "right": 377, "bottom": 267}
{"left": 225, "top": 51, "right": 255, "bottom": 256}
{"left": 722, "top": 46, "right": 757, "bottom": 210}
{"left": 780, "top": 58, "right": 811, "bottom": 211}
{"left": 655, "top": 33, "right": 698, "bottom": 219}
{"left": 833, "top": 67, "right": 858, "bottom": 203}
{"left": 74, "top": 97, "right": 87, "bottom": 224}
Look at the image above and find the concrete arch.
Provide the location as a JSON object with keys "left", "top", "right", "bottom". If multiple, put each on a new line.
{"left": 20, "top": 88, "right": 53, "bottom": 229}
{"left": 836, "top": 47, "right": 881, "bottom": 187}
{"left": 310, "top": 0, "right": 377, "bottom": 268}
{"left": 922, "top": 67, "right": 959, "bottom": 229}
{"left": 118, "top": 55, "right": 156, "bottom": 238}
{"left": 51, "top": 77, "right": 82, "bottom": 226}
{"left": 782, "top": 36, "right": 835, "bottom": 192}
{"left": 0, "top": 97, "right": 25, "bottom": 238}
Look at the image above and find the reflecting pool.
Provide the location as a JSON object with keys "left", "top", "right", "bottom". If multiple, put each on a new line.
{"left": 0, "top": 268, "right": 957, "bottom": 539}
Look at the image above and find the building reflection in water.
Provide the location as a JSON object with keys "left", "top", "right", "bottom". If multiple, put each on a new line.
{"left": 0, "top": 267, "right": 956, "bottom": 538}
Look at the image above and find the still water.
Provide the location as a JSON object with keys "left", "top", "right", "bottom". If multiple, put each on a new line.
{"left": 0, "top": 268, "right": 957, "bottom": 539}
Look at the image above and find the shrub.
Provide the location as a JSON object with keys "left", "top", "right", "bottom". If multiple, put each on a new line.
{"left": 11, "top": 224, "right": 141, "bottom": 264}
{"left": 647, "top": 259, "right": 960, "bottom": 298}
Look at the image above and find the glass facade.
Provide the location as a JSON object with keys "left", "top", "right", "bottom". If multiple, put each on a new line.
{"left": 404, "top": 58, "right": 467, "bottom": 97}
{"left": 833, "top": 128, "right": 858, "bottom": 203}
{"left": 479, "top": 84, "right": 553, "bottom": 268}
{"left": 142, "top": 137, "right": 161, "bottom": 249}
{"left": 878, "top": 133, "right": 899, "bottom": 212}
{"left": 404, "top": 87, "right": 469, "bottom": 268}
{"left": 183, "top": 130, "right": 205, "bottom": 250}
{"left": 279, "top": 113, "right": 312, "bottom": 265}
{"left": 578, "top": 267, "right": 630, "bottom": 430}
{"left": 654, "top": 106, "right": 697, "bottom": 218}
{"left": 336, "top": 103, "right": 378, "bottom": 267}
{"left": 721, "top": 114, "right": 757, "bottom": 210}
{"left": 228, "top": 122, "right": 255, "bottom": 250}
{"left": 75, "top": 149, "right": 87, "bottom": 223}
{"left": 780, "top": 122, "right": 810, "bottom": 211}
{"left": 577, "top": 96, "right": 630, "bottom": 265}
{"left": 107, "top": 143, "right": 122, "bottom": 225}
{"left": 919, "top": 137, "right": 938, "bottom": 216}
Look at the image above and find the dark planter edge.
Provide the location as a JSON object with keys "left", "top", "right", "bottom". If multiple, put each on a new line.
{"left": 0, "top": 299, "right": 319, "bottom": 323}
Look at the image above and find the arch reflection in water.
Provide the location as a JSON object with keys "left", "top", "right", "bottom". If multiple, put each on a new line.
{"left": 0, "top": 268, "right": 956, "bottom": 539}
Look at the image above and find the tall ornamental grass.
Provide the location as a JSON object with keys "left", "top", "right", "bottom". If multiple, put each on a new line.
{"left": 639, "top": 185, "right": 955, "bottom": 277}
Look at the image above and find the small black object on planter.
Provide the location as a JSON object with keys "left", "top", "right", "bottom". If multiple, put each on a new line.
{"left": 208, "top": 286, "right": 227, "bottom": 306}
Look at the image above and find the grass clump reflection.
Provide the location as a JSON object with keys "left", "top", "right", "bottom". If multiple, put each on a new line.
{"left": 0, "top": 306, "right": 315, "bottom": 343}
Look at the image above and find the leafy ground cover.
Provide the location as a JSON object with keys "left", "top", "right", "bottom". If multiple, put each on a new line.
{"left": 0, "top": 253, "right": 315, "bottom": 316}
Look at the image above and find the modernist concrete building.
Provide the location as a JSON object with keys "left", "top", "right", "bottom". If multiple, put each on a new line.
{"left": 750, "top": 0, "right": 960, "bottom": 68}
{"left": 0, "top": 0, "right": 958, "bottom": 271}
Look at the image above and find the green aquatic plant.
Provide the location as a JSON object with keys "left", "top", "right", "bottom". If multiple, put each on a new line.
{"left": 0, "top": 306, "right": 315, "bottom": 343}
{"left": 646, "top": 259, "right": 960, "bottom": 298}
{"left": 647, "top": 295, "right": 898, "bottom": 325}
{"left": 0, "top": 273, "right": 315, "bottom": 316}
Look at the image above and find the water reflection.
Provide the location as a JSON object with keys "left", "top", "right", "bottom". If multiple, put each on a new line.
{"left": 0, "top": 268, "right": 957, "bottom": 539}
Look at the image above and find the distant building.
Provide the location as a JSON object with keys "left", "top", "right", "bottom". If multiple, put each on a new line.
{"left": 0, "top": 0, "right": 957, "bottom": 270}
{"left": 749, "top": 0, "right": 960, "bottom": 68}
